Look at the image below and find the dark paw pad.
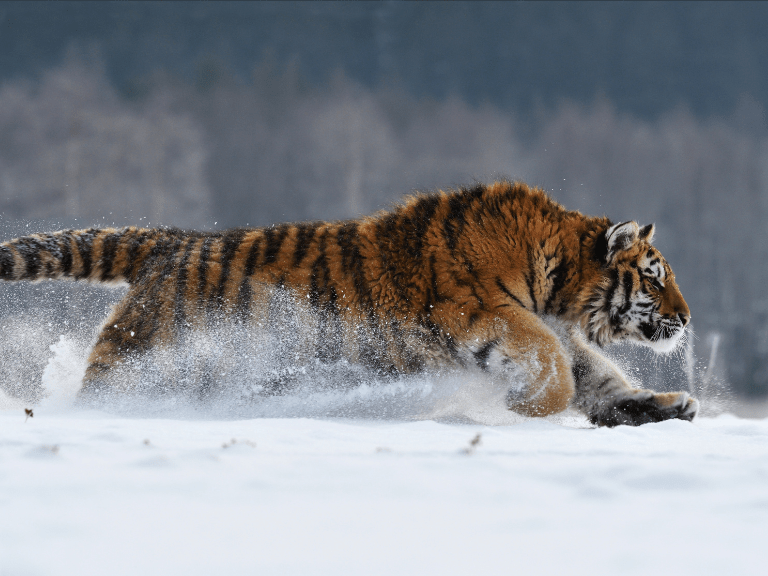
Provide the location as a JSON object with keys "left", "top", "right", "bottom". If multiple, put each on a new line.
{"left": 592, "top": 392, "right": 698, "bottom": 427}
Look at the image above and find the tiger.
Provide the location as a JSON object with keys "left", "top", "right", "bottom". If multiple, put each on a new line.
{"left": 0, "top": 180, "right": 697, "bottom": 426}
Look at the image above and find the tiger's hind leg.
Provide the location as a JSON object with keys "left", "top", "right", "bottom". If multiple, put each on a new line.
{"left": 567, "top": 328, "right": 699, "bottom": 427}
{"left": 77, "top": 284, "right": 176, "bottom": 401}
{"left": 77, "top": 299, "right": 143, "bottom": 400}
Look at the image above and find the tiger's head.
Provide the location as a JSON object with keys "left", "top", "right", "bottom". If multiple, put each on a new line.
{"left": 583, "top": 221, "right": 690, "bottom": 353}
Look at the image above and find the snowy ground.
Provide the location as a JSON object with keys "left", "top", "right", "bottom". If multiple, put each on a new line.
{"left": 1, "top": 286, "right": 766, "bottom": 575}
{"left": 3, "top": 388, "right": 768, "bottom": 575}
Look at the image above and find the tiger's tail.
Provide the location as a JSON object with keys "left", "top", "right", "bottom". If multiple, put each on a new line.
{"left": 0, "top": 227, "right": 181, "bottom": 286}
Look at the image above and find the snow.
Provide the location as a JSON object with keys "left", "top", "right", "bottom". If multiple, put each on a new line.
{"left": 1, "top": 302, "right": 766, "bottom": 575}
{"left": 3, "top": 391, "right": 768, "bottom": 574}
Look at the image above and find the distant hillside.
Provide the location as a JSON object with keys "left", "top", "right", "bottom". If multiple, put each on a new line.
{"left": 1, "top": 1, "right": 767, "bottom": 121}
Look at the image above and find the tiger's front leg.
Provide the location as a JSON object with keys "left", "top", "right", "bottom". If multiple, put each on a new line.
{"left": 463, "top": 308, "right": 577, "bottom": 417}
{"left": 566, "top": 328, "right": 699, "bottom": 426}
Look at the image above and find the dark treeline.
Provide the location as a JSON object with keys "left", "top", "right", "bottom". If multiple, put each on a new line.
{"left": 0, "top": 55, "right": 763, "bottom": 397}
{"left": 2, "top": 2, "right": 768, "bottom": 121}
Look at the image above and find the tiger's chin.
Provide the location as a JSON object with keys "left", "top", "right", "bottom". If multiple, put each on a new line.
{"left": 639, "top": 324, "right": 686, "bottom": 354}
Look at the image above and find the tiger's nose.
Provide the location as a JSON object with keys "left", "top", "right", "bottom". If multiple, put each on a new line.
{"left": 677, "top": 312, "right": 690, "bottom": 327}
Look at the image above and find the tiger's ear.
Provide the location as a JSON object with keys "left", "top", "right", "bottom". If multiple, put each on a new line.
{"left": 605, "top": 221, "right": 639, "bottom": 261}
{"left": 638, "top": 223, "right": 655, "bottom": 243}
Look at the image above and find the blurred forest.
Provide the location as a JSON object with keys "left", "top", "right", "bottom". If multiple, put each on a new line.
{"left": 0, "top": 2, "right": 766, "bottom": 397}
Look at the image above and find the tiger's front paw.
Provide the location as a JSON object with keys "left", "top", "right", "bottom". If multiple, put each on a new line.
{"left": 591, "top": 391, "right": 699, "bottom": 427}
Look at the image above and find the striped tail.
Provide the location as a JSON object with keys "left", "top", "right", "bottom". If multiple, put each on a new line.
{"left": 0, "top": 227, "right": 180, "bottom": 285}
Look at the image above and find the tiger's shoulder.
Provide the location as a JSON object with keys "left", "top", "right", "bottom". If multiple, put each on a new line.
{"left": 350, "top": 181, "right": 610, "bottom": 320}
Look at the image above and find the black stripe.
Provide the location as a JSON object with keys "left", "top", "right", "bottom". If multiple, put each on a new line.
{"left": 375, "top": 213, "right": 399, "bottom": 279}
{"left": 292, "top": 223, "right": 320, "bottom": 268}
{"left": 406, "top": 195, "right": 440, "bottom": 261}
{"left": 586, "top": 305, "right": 600, "bottom": 342}
{"left": 125, "top": 229, "right": 154, "bottom": 280}
{"left": 97, "top": 320, "right": 125, "bottom": 347}
{"left": 375, "top": 213, "right": 398, "bottom": 246}
{"left": 443, "top": 194, "right": 467, "bottom": 253}
{"left": 123, "top": 229, "right": 143, "bottom": 279}
{"left": 423, "top": 318, "right": 441, "bottom": 341}
{"left": 375, "top": 214, "right": 411, "bottom": 308}
{"left": 337, "top": 222, "right": 359, "bottom": 275}
{"left": 571, "top": 359, "right": 590, "bottom": 389}
{"left": 0, "top": 246, "right": 14, "bottom": 280}
{"left": 526, "top": 250, "right": 538, "bottom": 314}
{"left": 141, "top": 237, "right": 185, "bottom": 348}
{"left": 87, "top": 361, "right": 113, "bottom": 372}
{"left": 197, "top": 237, "right": 214, "bottom": 305}
{"left": 71, "top": 231, "right": 94, "bottom": 280}
{"left": 99, "top": 232, "right": 121, "bottom": 281}
{"left": 544, "top": 260, "right": 569, "bottom": 313}
{"left": 242, "top": 236, "right": 262, "bottom": 277}
{"left": 592, "top": 227, "right": 610, "bottom": 264}
{"left": 473, "top": 340, "right": 497, "bottom": 371}
{"left": 262, "top": 224, "right": 290, "bottom": 266}
{"left": 389, "top": 317, "right": 419, "bottom": 372}
{"left": 356, "top": 314, "right": 380, "bottom": 370}
{"left": 464, "top": 183, "right": 486, "bottom": 201}
{"left": 619, "top": 270, "right": 634, "bottom": 314}
{"left": 173, "top": 237, "right": 197, "bottom": 327}
{"left": 495, "top": 277, "right": 527, "bottom": 309}
{"left": 316, "top": 285, "right": 342, "bottom": 362}
{"left": 309, "top": 232, "right": 330, "bottom": 309}
{"left": 604, "top": 268, "right": 620, "bottom": 310}
{"left": 235, "top": 237, "right": 262, "bottom": 321}
{"left": 596, "top": 377, "right": 613, "bottom": 392}
{"left": 18, "top": 239, "right": 42, "bottom": 280}
{"left": 59, "top": 232, "right": 73, "bottom": 275}
{"left": 215, "top": 230, "right": 247, "bottom": 308}
{"left": 605, "top": 268, "right": 622, "bottom": 328}
{"left": 141, "top": 231, "right": 175, "bottom": 278}
{"left": 501, "top": 183, "right": 526, "bottom": 208}
{"left": 423, "top": 253, "right": 440, "bottom": 316}
{"left": 337, "top": 222, "right": 371, "bottom": 307}
{"left": 470, "top": 285, "right": 485, "bottom": 310}
{"left": 421, "top": 317, "right": 461, "bottom": 364}
{"left": 442, "top": 326, "right": 461, "bottom": 363}
{"left": 430, "top": 252, "right": 445, "bottom": 301}
{"left": 235, "top": 280, "right": 252, "bottom": 323}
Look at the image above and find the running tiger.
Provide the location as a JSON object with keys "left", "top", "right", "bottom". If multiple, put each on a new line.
{"left": 0, "top": 181, "right": 697, "bottom": 426}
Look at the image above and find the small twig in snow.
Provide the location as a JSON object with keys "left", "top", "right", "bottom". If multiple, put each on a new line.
{"left": 222, "top": 438, "right": 257, "bottom": 449}
{"left": 462, "top": 433, "right": 482, "bottom": 455}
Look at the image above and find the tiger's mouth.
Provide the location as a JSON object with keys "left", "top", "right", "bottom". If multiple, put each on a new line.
{"left": 639, "top": 318, "right": 686, "bottom": 353}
